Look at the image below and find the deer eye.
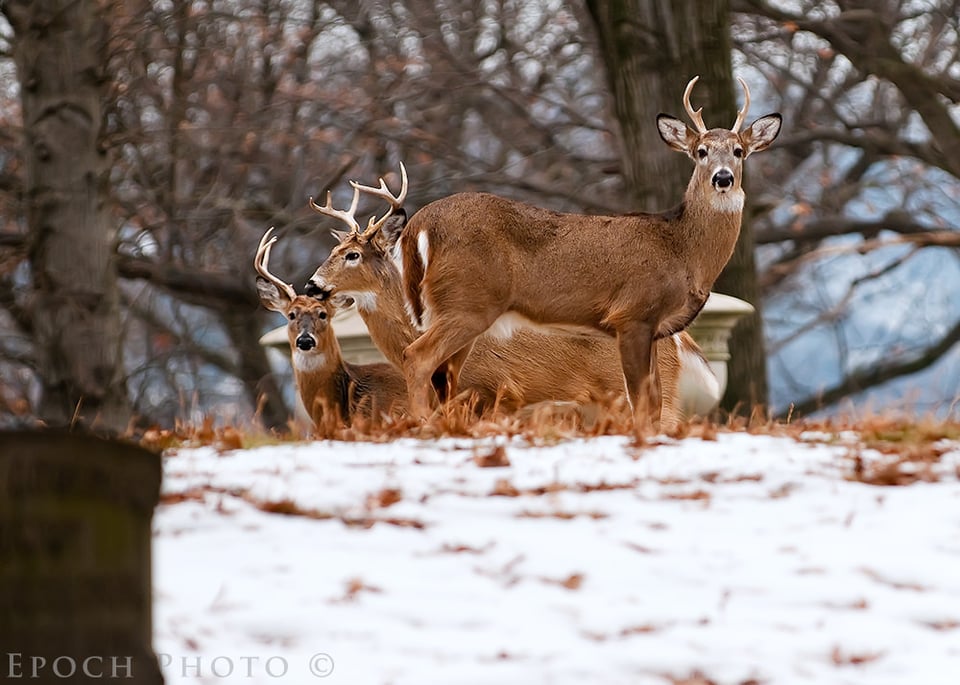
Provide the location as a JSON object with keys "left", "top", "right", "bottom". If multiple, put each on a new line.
{"left": 345, "top": 252, "right": 360, "bottom": 262}
{"left": 733, "top": 146, "right": 744, "bottom": 158}
{"left": 287, "top": 312, "right": 296, "bottom": 321}
{"left": 697, "top": 146, "right": 708, "bottom": 159}
{"left": 319, "top": 311, "right": 328, "bottom": 320}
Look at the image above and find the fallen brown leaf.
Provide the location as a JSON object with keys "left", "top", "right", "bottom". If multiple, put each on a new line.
{"left": 473, "top": 445, "right": 510, "bottom": 468}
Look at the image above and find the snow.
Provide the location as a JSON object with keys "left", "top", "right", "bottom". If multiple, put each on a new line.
{"left": 154, "top": 432, "right": 960, "bottom": 684}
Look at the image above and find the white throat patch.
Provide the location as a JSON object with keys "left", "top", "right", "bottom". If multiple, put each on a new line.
{"left": 292, "top": 350, "right": 327, "bottom": 373}
{"left": 711, "top": 189, "right": 744, "bottom": 214}
{"left": 343, "top": 291, "right": 378, "bottom": 312}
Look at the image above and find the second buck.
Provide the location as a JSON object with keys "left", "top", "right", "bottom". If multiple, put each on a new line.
{"left": 360, "top": 76, "right": 779, "bottom": 422}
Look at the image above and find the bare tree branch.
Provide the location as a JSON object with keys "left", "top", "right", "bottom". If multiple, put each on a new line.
{"left": 116, "top": 256, "right": 257, "bottom": 308}
{"left": 782, "top": 315, "right": 960, "bottom": 418}
{"left": 756, "top": 211, "right": 959, "bottom": 245}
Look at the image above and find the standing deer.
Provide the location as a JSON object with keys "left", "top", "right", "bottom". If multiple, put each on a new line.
{"left": 311, "top": 77, "right": 780, "bottom": 423}
{"left": 306, "top": 166, "right": 720, "bottom": 431}
{"left": 254, "top": 229, "right": 407, "bottom": 430}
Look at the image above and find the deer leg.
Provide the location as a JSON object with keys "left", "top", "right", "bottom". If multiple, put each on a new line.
{"left": 655, "top": 337, "right": 683, "bottom": 435}
{"left": 403, "top": 317, "right": 493, "bottom": 419}
{"left": 428, "top": 340, "right": 474, "bottom": 404}
{"left": 617, "top": 323, "right": 655, "bottom": 429}
{"left": 647, "top": 341, "right": 663, "bottom": 427}
{"left": 444, "top": 342, "right": 475, "bottom": 401}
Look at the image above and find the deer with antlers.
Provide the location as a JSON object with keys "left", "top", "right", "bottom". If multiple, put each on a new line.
{"left": 254, "top": 229, "right": 407, "bottom": 430}
{"left": 305, "top": 164, "right": 721, "bottom": 430}
{"left": 306, "top": 77, "right": 780, "bottom": 425}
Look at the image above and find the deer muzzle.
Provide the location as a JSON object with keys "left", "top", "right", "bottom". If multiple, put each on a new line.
{"left": 295, "top": 334, "right": 317, "bottom": 351}
{"left": 304, "top": 278, "right": 333, "bottom": 300}
{"left": 712, "top": 168, "right": 734, "bottom": 191}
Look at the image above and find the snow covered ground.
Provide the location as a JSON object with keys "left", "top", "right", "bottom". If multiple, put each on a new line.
{"left": 153, "top": 431, "right": 960, "bottom": 684}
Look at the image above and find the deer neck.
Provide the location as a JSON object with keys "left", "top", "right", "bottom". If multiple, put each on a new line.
{"left": 292, "top": 345, "right": 350, "bottom": 422}
{"left": 353, "top": 265, "right": 419, "bottom": 368}
{"left": 676, "top": 186, "right": 744, "bottom": 288}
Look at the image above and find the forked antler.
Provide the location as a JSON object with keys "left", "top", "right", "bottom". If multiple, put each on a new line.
{"left": 684, "top": 75, "right": 752, "bottom": 134}
{"left": 351, "top": 162, "right": 409, "bottom": 239}
{"left": 309, "top": 186, "right": 361, "bottom": 234}
{"left": 683, "top": 76, "right": 707, "bottom": 134}
{"left": 255, "top": 228, "right": 297, "bottom": 301}
{"left": 731, "top": 77, "right": 751, "bottom": 133}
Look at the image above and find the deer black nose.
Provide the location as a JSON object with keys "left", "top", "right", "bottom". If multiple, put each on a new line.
{"left": 295, "top": 334, "right": 316, "bottom": 351}
{"left": 712, "top": 168, "right": 734, "bottom": 189}
{"left": 304, "top": 280, "right": 326, "bottom": 298}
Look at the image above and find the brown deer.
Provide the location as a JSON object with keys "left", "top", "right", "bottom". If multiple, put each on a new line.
{"left": 309, "top": 77, "right": 780, "bottom": 423}
{"left": 254, "top": 229, "right": 406, "bottom": 430}
{"left": 305, "top": 167, "right": 720, "bottom": 431}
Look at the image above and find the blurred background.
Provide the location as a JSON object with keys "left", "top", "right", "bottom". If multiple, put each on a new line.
{"left": 0, "top": 0, "right": 957, "bottom": 432}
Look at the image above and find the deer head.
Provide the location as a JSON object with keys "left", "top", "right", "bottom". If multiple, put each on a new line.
{"left": 656, "top": 76, "right": 781, "bottom": 214}
{"left": 255, "top": 228, "right": 338, "bottom": 370}
{"left": 305, "top": 163, "right": 408, "bottom": 302}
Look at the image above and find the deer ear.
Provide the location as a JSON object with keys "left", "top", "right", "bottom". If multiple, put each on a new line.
{"left": 256, "top": 276, "right": 289, "bottom": 313}
{"left": 742, "top": 114, "right": 782, "bottom": 156}
{"left": 657, "top": 114, "right": 698, "bottom": 154}
{"left": 375, "top": 210, "right": 407, "bottom": 251}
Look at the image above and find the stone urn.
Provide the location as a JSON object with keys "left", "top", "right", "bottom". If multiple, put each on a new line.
{"left": 685, "top": 292, "right": 756, "bottom": 414}
{"left": 260, "top": 292, "right": 755, "bottom": 414}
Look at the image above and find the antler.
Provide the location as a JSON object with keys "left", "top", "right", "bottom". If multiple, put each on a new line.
{"left": 351, "top": 162, "right": 408, "bottom": 239}
{"left": 682, "top": 76, "right": 708, "bottom": 134}
{"left": 254, "top": 228, "right": 297, "bottom": 301}
{"left": 731, "top": 77, "right": 751, "bottom": 133}
{"left": 309, "top": 186, "right": 361, "bottom": 234}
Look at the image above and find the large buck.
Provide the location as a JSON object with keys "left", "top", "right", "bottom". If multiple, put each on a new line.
{"left": 305, "top": 167, "right": 720, "bottom": 431}
{"left": 314, "top": 76, "right": 780, "bottom": 423}
{"left": 254, "top": 229, "right": 406, "bottom": 430}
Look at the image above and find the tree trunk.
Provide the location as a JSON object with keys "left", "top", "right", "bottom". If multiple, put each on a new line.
{"left": 222, "top": 311, "right": 291, "bottom": 431}
{"left": 584, "top": 0, "right": 768, "bottom": 411}
{"left": 4, "top": 0, "right": 131, "bottom": 431}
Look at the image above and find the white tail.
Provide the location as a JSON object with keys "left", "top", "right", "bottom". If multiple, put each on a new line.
{"left": 254, "top": 229, "right": 406, "bottom": 430}
{"left": 306, "top": 166, "right": 722, "bottom": 431}
{"left": 338, "top": 78, "right": 779, "bottom": 424}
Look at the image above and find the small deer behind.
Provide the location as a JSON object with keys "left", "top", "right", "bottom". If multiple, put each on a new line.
{"left": 254, "top": 229, "right": 406, "bottom": 430}
{"left": 321, "top": 77, "right": 779, "bottom": 424}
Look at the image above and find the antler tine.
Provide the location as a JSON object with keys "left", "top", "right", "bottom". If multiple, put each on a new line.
{"left": 682, "top": 76, "right": 708, "bottom": 134}
{"left": 254, "top": 227, "right": 297, "bottom": 301}
{"left": 731, "top": 77, "right": 751, "bottom": 133}
{"left": 352, "top": 162, "right": 408, "bottom": 238}
{"left": 308, "top": 186, "right": 361, "bottom": 234}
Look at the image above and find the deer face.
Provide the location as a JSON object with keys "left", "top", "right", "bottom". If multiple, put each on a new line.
{"left": 256, "top": 277, "right": 336, "bottom": 368}
{"left": 305, "top": 214, "right": 406, "bottom": 309}
{"left": 285, "top": 296, "right": 333, "bottom": 353}
{"left": 305, "top": 236, "right": 368, "bottom": 300}
{"left": 657, "top": 118, "right": 781, "bottom": 213}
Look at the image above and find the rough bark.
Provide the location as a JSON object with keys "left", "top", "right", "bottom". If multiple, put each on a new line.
{"left": 584, "top": 0, "right": 769, "bottom": 411}
{"left": 221, "top": 310, "right": 291, "bottom": 431}
{"left": 3, "top": 0, "right": 131, "bottom": 431}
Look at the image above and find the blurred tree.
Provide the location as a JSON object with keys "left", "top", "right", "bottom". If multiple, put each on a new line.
{"left": 1, "top": 0, "right": 130, "bottom": 432}
{"left": 585, "top": 0, "right": 770, "bottom": 412}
